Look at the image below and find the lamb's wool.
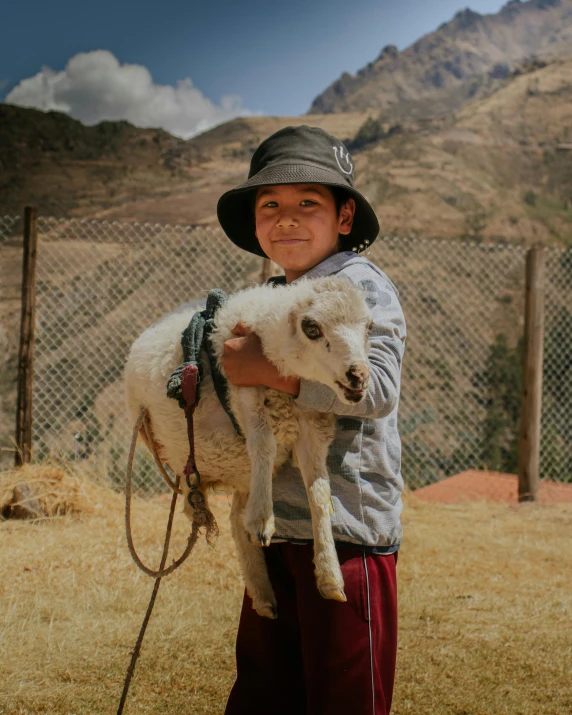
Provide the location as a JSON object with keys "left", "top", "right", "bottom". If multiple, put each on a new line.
{"left": 125, "top": 277, "right": 370, "bottom": 490}
{"left": 124, "top": 276, "right": 372, "bottom": 616}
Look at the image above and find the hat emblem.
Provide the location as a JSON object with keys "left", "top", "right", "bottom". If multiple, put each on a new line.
{"left": 333, "top": 145, "right": 353, "bottom": 175}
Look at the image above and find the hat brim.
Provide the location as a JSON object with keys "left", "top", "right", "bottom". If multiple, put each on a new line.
{"left": 216, "top": 163, "right": 380, "bottom": 258}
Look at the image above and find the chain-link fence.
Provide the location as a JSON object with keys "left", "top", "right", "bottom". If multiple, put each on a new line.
{"left": 1, "top": 215, "right": 570, "bottom": 494}
{"left": 367, "top": 237, "right": 571, "bottom": 494}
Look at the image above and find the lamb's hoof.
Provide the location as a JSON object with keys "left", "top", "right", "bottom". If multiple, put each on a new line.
{"left": 244, "top": 513, "right": 275, "bottom": 548}
{"left": 253, "top": 601, "right": 278, "bottom": 619}
{"left": 318, "top": 584, "right": 347, "bottom": 602}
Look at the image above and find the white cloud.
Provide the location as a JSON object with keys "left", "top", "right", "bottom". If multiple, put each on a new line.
{"left": 5, "top": 50, "right": 260, "bottom": 138}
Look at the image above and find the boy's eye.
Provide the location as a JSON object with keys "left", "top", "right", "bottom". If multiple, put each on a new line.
{"left": 261, "top": 199, "right": 316, "bottom": 208}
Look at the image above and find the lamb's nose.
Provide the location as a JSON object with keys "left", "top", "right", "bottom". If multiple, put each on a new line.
{"left": 346, "top": 365, "right": 369, "bottom": 389}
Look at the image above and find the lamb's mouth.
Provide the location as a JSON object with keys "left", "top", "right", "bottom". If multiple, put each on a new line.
{"left": 336, "top": 381, "right": 366, "bottom": 403}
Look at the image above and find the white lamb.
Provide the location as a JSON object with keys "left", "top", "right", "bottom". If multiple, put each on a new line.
{"left": 124, "top": 275, "right": 372, "bottom": 619}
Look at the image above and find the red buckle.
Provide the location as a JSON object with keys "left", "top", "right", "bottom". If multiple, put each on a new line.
{"left": 181, "top": 364, "right": 199, "bottom": 409}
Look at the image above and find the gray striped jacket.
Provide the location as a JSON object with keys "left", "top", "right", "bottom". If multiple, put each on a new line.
{"left": 270, "top": 251, "right": 406, "bottom": 552}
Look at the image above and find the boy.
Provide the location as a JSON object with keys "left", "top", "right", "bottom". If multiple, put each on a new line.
{"left": 216, "top": 125, "right": 406, "bottom": 715}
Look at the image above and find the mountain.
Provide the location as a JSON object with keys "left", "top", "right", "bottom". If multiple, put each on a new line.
{"left": 2, "top": 54, "right": 571, "bottom": 246}
{"left": 349, "top": 55, "right": 572, "bottom": 245}
{"left": 309, "top": 0, "right": 572, "bottom": 115}
{"left": 2, "top": 0, "right": 572, "bottom": 247}
{"left": 0, "top": 103, "right": 208, "bottom": 220}
{"left": 0, "top": 104, "right": 367, "bottom": 224}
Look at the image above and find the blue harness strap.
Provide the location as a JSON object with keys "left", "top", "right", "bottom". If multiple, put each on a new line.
{"left": 166, "top": 288, "right": 243, "bottom": 437}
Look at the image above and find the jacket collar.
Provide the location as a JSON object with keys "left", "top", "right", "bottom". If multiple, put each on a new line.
{"left": 267, "top": 251, "right": 399, "bottom": 295}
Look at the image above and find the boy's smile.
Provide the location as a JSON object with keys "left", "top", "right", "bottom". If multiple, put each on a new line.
{"left": 254, "top": 183, "right": 355, "bottom": 283}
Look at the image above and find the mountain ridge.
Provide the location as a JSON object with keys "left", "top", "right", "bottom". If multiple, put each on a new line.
{"left": 308, "top": 0, "right": 572, "bottom": 114}
{"left": 1, "top": 6, "right": 571, "bottom": 247}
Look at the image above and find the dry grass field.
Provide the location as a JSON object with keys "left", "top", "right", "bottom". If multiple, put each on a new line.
{"left": 1, "top": 465, "right": 571, "bottom": 715}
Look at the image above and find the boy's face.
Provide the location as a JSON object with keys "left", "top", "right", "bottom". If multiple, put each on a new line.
{"left": 254, "top": 183, "right": 355, "bottom": 282}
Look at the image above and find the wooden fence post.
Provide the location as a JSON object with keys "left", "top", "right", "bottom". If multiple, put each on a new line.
{"left": 518, "top": 243, "right": 546, "bottom": 502}
{"left": 15, "top": 207, "right": 39, "bottom": 467}
{"left": 261, "top": 258, "right": 278, "bottom": 283}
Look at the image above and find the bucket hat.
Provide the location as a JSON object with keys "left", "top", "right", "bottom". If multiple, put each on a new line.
{"left": 216, "top": 125, "right": 379, "bottom": 257}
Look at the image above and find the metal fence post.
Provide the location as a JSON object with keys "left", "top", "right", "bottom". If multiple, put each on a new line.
{"left": 15, "top": 207, "right": 39, "bottom": 466}
{"left": 518, "top": 243, "right": 546, "bottom": 502}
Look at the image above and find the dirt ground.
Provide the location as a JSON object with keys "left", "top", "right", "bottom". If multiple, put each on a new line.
{"left": 414, "top": 470, "right": 572, "bottom": 504}
{"left": 0, "top": 469, "right": 571, "bottom": 715}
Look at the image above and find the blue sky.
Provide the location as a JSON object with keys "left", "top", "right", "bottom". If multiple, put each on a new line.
{"left": 3, "top": 0, "right": 508, "bottom": 136}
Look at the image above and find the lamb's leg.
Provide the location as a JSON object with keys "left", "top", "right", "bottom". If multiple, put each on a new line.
{"left": 294, "top": 412, "right": 346, "bottom": 602}
{"left": 230, "top": 490, "right": 277, "bottom": 619}
{"left": 234, "top": 387, "right": 277, "bottom": 547}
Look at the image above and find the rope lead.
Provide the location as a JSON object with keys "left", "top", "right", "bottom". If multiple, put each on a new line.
{"left": 118, "top": 406, "right": 217, "bottom": 713}
{"left": 119, "top": 291, "right": 230, "bottom": 711}
{"left": 124, "top": 408, "right": 201, "bottom": 579}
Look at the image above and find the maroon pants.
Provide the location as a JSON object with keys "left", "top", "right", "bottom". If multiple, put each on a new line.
{"left": 224, "top": 542, "right": 398, "bottom": 715}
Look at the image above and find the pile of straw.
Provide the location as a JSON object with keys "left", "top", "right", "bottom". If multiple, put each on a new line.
{"left": 0, "top": 462, "right": 118, "bottom": 519}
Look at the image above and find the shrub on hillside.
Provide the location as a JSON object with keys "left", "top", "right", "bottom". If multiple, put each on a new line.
{"left": 348, "top": 116, "right": 403, "bottom": 152}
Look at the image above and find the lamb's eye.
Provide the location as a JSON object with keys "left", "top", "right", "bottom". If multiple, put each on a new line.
{"left": 301, "top": 318, "right": 323, "bottom": 340}
{"left": 367, "top": 320, "right": 374, "bottom": 334}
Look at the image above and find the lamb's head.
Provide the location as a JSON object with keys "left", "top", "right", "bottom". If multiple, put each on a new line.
{"left": 287, "top": 277, "right": 373, "bottom": 404}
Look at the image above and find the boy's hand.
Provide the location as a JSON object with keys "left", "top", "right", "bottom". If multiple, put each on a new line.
{"left": 222, "top": 323, "right": 267, "bottom": 386}
{"left": 222, "top": 322, "right": 300, "bottom": 396}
